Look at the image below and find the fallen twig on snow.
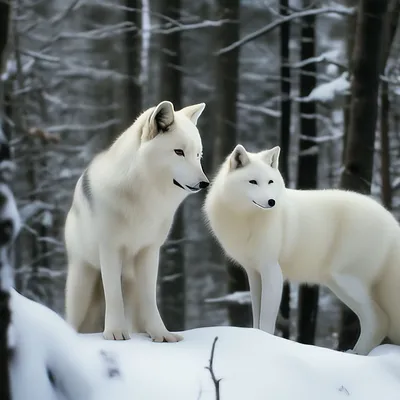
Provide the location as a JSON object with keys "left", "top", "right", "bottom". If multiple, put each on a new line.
{"left": 205, "top": 336, "right": 221, "bottom": 400}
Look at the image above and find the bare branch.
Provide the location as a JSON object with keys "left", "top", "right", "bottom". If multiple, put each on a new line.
{"left": 50, "top": 0, "right": 81, "bottom": 25}
{"left": 290, "top": 53, "right": 347, "bottom": 70}
{"left": 46, "top": 119, "right": 120, "bottom": 134}
{"left": 237, "top": 101, "right": 281, "bottom": 118}
{"left": 216, "top": 6, "right": 355, "bottom": 55}
{"left": 151, "top": 19, "right": 231, "bottom": 35}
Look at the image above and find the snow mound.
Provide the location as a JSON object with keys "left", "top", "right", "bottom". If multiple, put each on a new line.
{"left": 9, "top": 289, "right": 400, "bottom": 399}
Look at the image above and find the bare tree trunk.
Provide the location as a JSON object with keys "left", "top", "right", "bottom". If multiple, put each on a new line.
{"left": 125, "top": 0, "right": 142, "bottom": 125}
{"left": 158, "top": 0, "right": 185, "bottom": 331}
{"left": 296, "top": 0, "right": 319, "bottom": 345}
{"left": 338, "top": 0, "right": 389, "bottom": 351}
{"left": 380, "top": 79, "right": 392, "bottom": 209}
{"left": 342, "top": 0, "right": 358, "bottom": 163}
{"left": 279, "top": 0, "right": 291, "bottom": 340}
{"left": 214, "top": 0, "right": 249, "bottom": 327}
{"left": 379, "top": 0, "right": 399, "bottom": 210}
{"left": 0, "top": 2, "right": 13, "bottom": 397}
{"left": 381, "top": 0, "right": 400, "bottom": 70}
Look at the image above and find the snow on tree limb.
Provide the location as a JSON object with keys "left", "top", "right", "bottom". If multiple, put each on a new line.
{"left": 290, "top": 50, "right": 346, "bottom": 70}
{"left": 295, "top": 72, "right": 350, "bottom": 103}
{"left": 216, "top": 6, "right": 355, "bottom": 55}
{"left": 237, "top": 102, "right": 281, "bottom": 118}
{"left": 205, "top": 292, "right": 290, "bottom": 332}
{"left": 205, "top": 291, "right": 252, "bottom": 305}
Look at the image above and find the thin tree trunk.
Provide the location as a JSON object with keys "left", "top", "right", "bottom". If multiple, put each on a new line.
{"left": 379, "top": 0, "right": 399, "bottom": 210}
{"left": 296, "top": 1, "right": 319, "bottom": 345}
{"left": 380, "top": 80, "right": 391, "bottom": 209}
{"left": 342, "top": 0, "right": 358, "bottom": 163}
{"left": 125, "top": 0, "right": 142, "bottom": 125}
{"left": 338, "top": 0, "right": 389, "bottom": 351}
{"left": 279, "top": 0, "right": 291, "bottom": 340}
{"left": 0, "top": 1, "right": 12, "bottom": 397}
{"left": 158, "top": 0, "right": 185, "bottom": 331}
{"left": 214, "top": 0, "right": 249, "bottom": 327}
{"left": 381, "top": 0, "right": 400, "bottom": 71}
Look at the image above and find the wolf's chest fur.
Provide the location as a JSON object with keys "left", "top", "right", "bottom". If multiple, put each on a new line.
{"left": 99, "top": 194, "right": 175, "bottom": 252}
{"left": 209, "top": 206, "right": 283, "bottom": 269}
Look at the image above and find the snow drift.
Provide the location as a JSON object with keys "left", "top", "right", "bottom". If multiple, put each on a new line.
{"left": 9, "top": 289, "right": 400, "bottom": 400}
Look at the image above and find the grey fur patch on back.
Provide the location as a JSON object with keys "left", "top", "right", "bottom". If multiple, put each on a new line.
{"left": 81, "top": 169, "right": 93, "bottom": 207}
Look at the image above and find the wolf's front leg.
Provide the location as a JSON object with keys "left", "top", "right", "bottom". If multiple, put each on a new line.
{"left": 259, "top": 262, "right": 284, "bottom": 334}
{"left": 99, "top": 245, "right": 130, "bottom": 340}
{"left": 247, "top": 268, "right": 262, "bottom": 329}
{"left": 136, "top": 245, "right": 183, "bottom": 342}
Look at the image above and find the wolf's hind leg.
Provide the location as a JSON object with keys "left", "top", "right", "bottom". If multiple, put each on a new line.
{"left": 328, "top": 273, "right": 388, "bottom": 355}
{"left": 65, "top": 262, "right": 99, "bottom": 332}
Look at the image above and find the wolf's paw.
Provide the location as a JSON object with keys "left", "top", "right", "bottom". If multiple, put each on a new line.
{"left": 344, "top": 349, "right": 357, "bottom": 355}
{"left": 103, "top": 328, "right": 131, "bottom": 341}
{"left": 148, "top": 328, "right": 183, "bottom": 343}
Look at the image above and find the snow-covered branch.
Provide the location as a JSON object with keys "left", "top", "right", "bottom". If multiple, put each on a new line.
{"left": 151, "top": 19, "right": 231, "bottom": 35}
{"left": 237, "top": 102, "right": 281, "bottom": 118}
{"left": 290, "top": 50, "right": 346, "bottom": 70}
{"left": 295, "top": 72, "right": 350, "bottom": 103}
{"left": 216, "top": 6, "right": 355, "bottom": 55}
{"left": 46, "top": 119, "right": 120, "bottom": 134}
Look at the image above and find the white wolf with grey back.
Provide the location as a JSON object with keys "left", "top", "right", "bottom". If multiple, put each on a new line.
{"left": 65, "top": 101, "right": 209, "bottom": 342}
{"left": 204, "top": 144, "right": 400, "bottom": 355}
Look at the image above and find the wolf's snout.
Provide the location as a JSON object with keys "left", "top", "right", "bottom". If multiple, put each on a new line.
{"left": 268, "top": 199, "right": 275, "bottom": 207}
{"left": 199, "top": 181, "right": 209, "bottom": 189}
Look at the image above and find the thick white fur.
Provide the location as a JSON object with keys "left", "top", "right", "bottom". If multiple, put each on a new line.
{"left": 65, "top": 101, "right": 208, "bottom": 342}
{"left": 204, "top": 144, "right": 400, "bottom": 355}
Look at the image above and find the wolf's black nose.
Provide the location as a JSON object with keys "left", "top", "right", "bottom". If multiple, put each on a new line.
{"left": 268, "top": 199, "right": 275, "bottom": 207}
{"left": 199, "top": 181, "right": 209, "bottom": 189}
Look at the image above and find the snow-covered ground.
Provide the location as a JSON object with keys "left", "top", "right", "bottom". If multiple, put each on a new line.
{"left": 9, "top": 289, "right": 400, "bottom": 400}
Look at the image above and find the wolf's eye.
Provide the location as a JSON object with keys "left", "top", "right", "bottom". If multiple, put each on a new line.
{"left": 268, "top": 180, "right": 274, "bottom": 184}
{"left": 174, "top": 149, "right": 185, "bottom": 157}
{"left": 249, "top": 180, "right": 258, "bottom": 185}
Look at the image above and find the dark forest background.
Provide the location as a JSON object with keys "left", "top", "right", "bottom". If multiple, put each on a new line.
{"left": 1, "top": 0, "right": 399, "bottom": 352}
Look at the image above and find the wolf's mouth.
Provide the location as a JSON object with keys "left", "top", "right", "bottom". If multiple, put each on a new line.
{"left": 173, "top": 179, "right": 185, "bottom": 190}
{"left": 173, "top": 179, "right": 200, "bottom": 193}
{"left": 185, "top": 184, "right": 201, "bottom": 193}
{"left": 252, "top": 200, "right": 270, "bottom": 209}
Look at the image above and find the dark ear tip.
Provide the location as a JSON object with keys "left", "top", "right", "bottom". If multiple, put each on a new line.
{"left": 154, "top": 102, "right": 174, "bottom": 132}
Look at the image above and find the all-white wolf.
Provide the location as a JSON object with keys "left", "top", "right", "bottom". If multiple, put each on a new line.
{"left": 204, "top": 144, "right": 400, "bottom": 355}
{"left": 65, "top": 101, "right": 209, "bottom": 342}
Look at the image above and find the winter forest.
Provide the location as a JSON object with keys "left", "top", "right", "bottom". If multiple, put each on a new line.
{"left": 1, "top": 0, "right": 400, "bottom": 398}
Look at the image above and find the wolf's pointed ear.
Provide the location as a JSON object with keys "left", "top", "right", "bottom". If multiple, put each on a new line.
{"left": 261, "top": 146, "right": 280, "bottom": 169}
{"left": 180, "top": 103, "right": 206, "bottom": 126}
{"left": 230, "top": 144, "right": 250, "bottom": 170}
{"left": 149, "top": 101, "right": 175, "bottom": 135}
